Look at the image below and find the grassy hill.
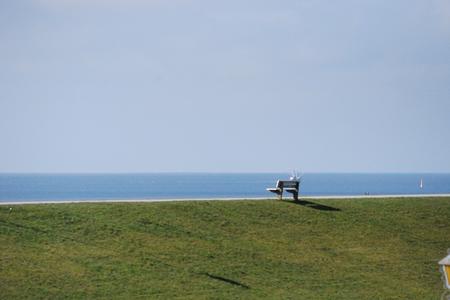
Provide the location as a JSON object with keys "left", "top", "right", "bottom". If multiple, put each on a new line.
{"left": 1, "top": 197, "right": 450, "bottom": 299}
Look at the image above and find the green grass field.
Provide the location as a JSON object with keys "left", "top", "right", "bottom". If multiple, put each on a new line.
{"left": 1, "top": 197, "right": 449, "bottom": 299}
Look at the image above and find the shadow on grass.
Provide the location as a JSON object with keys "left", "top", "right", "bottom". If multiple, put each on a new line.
{"left": 202, "top": 272, "right": 250, "bottom": 289}
{"left": 283, "top": 200, "right": 341, "bottom": 212}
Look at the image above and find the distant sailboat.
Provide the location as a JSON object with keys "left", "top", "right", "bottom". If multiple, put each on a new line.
{"left": 419, "top": 178, "right": 423, "bottom": 189}
{"left": 290, "top": 170, "right": 299, "bottom": 181}
{"left": 290, "top": 170, "right": 302, "bottom": 182}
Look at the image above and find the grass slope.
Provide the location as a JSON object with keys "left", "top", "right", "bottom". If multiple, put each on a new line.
{"left": 1, "top": 198, "right": 450, "bottom": 299}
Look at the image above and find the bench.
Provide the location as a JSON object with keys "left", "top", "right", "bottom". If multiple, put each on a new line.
{"left": 266, "top": 180, "right": 299, "bottom": 201}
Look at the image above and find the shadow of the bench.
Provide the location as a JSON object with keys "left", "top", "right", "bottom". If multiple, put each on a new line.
{"left": 284, "top": 199, "right": 341, "bottom": 212}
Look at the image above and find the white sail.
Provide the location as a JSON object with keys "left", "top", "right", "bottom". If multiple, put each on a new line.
{"left": 419, "top": 178, "right": 423, "bottom": 189}
{"left": 290, "top": 170, "right": 300, "bottom": 181}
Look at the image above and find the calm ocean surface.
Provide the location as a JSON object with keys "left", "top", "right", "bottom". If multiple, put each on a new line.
{"left": 0, "top": 173, "right": 449, "bottom": 203}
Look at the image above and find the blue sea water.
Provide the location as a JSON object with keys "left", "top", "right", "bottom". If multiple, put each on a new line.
{"left": 0, "top": 173, "right": 449, "bottom": 203}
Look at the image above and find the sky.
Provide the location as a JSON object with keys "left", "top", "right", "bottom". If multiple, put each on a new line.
{"left": 1, "top": 0, "right": 450, "bottom": 173}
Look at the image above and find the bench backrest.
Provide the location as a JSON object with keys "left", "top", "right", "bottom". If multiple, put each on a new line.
{"left": 277, "top": 180, "right": 299, "bottom": 189}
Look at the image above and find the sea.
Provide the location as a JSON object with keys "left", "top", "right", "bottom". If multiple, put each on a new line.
{"left": 0, "top": 173, "right": 450, "bottom": 203}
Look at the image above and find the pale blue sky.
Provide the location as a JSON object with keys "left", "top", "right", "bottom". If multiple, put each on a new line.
{"left": 1, "top": 0, "right": 450, "bottom": 172}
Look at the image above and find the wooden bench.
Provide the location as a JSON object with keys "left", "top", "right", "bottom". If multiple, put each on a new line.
{"left": 266, "top": 180, "right": 299, "bottom": 201}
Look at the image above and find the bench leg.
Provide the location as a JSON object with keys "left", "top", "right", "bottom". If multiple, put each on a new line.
{"left": 293, "top": 192, "right": 298, "bottom": 201}
{"left": 279, "top": 190, "right": 283, "bottom": 200}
